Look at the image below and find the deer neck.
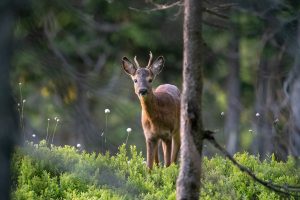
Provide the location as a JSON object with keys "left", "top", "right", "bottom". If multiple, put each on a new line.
{"left": 139, "top": 91, "right": 157, "bottom": 120}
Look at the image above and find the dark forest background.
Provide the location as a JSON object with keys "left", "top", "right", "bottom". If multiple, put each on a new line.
{"left": 11, "top": 0, "right": 300, "bottom": 161}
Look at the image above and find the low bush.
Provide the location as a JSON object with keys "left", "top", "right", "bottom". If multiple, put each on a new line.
{"left": 12, "top": 141, "right": 300, "bottom": 199}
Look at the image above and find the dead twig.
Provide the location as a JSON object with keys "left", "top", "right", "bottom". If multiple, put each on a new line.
{"left": 129, "top": 0, "right": 183, "bottom": 13}
{"left": 203, "top": 7, "right": 229, "bottom": 19}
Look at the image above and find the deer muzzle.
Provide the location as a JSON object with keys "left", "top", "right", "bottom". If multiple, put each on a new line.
{"left": 138, "top": 88, "right": 148, "bottom": 96}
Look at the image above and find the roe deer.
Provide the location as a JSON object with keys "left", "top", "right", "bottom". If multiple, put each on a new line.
{"left": 122, "top": 52, "right": 180, "bottom": 169}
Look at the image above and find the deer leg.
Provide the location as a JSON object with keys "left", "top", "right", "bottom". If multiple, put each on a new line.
{"left": 162, "top": 140, "right": 172, "bottom": 167}
{"left": 162, "top": 141, "right": 166, "bottom": 162}
{"left": 146, "top": 138, "right": 158, "bottom": 169}
{"left": 154, "top": 143, "right": 159, "bottom": 166}
{"left": 171, "top": 132, "right": 180, "bottom": 163}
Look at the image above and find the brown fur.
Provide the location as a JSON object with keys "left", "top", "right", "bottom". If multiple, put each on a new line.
{"left": 140, "top": 84, "right": 180, "bottom": 169}
{"left": 122, "top": 54, "right": 181, "bottom": 169}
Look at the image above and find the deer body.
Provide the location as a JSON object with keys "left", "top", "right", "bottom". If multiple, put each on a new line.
{"left": 122, "top": 52, "right": 180, "bottom": 169}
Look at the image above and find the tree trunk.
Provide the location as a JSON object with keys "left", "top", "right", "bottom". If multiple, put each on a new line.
{"left": 288, "top": 19, "right": 300, "bottom": 157}
{"left": 176, "top": 0, "right": 204, "bottom": 199}
{"left": 268, "top": 52, "right": 288, "bottom": 161}
{"left": 289, "top": 69, "right": 300, "bottom": 157}
{"left": 252, "top": 48, "right": 274, "bottom": 158}
{"left": 71, "top": 78, "right": 101, "bottom": 152}
{"left": 286, "top": 18, "right": 300, "bottom": 156}
{"left": 0, "top": 2, "right": 20, "bottom": 199}
{"left": 225, "top": 34, "right": 241, "bottom": 155}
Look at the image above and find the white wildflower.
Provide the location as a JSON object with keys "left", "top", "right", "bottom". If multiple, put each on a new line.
{"left": 126, "top": 128, "right": 132, "bottom": 133}
{"left": 256, "top": 112, "right": 260, "bottom": 117}
{"left": 104, "top": 109, "right": 110, "bottom": 114}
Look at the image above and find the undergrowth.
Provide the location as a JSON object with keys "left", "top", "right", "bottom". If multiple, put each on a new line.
{"left": 12, "top": 141, "right": 300, "bottom": 200}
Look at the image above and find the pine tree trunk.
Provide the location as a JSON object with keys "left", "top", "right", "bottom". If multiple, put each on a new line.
{"left": 225, "top": 34, "right": 241, "bottom": 155}
{"left": 252, "top": 48, "right": 274, "bottom": 158}
{"left": 0, "top": 2, "right": 20, "bottom": 199}
{"left": 288, "top": 19, "right": 300, "bottom": 157}
{"left": 176, "top": 0, "right": 204, "bottom": 199}
{"left": 287, "top": 19, "right": 300, "bottom": 156}
{"left": 71, "top": 78, "right": 100, "bottom": 152}
{"left": 289, "top": 71, "right": 300, "bottom": 157}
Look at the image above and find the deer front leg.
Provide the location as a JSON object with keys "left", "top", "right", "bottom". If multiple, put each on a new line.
{"left": 162, "top": 140, "right": 172, "bottom": 167}
{"left": 171, "top": 132, "right": 180, "bottom": 163}
{"left": 146, "top": 138, "right": 158, "bottom": 169}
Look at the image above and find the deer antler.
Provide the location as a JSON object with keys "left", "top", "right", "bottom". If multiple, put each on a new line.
{"left": 134, "top": 56, "right": 140, "bottom": 68}
{"left": 146, "top": 51, "right": 153, "bottom": 68}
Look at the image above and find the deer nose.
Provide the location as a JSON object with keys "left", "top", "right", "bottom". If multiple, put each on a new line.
{"left": 139, "top": 88, "right": 148, "bottom": 96}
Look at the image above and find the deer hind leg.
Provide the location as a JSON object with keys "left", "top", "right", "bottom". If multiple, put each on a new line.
{"left": 171, "top": 131, "right": 180, "bottom": 163}
{"left": 154, "top": 142, "right": 159, "bottom": 166}
{"left": 146, "top": 138, "right": 159, "bottom": 169}
{"left": 162, "top": 140, "right": 172, "bottom": 167}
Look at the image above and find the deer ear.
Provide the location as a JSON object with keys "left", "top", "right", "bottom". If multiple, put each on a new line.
{"left": 149, "top": 56, "right": 164, "bottom": 76}
{"left": 122, "top": 57, "right": 137, "bottom": 76}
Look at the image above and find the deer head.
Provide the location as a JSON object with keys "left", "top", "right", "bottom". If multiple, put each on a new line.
{"left": 122, "top": 51, "right": 164, "bottom": 97}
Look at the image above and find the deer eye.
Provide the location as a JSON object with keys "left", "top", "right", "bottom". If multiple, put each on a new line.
{"left": 149, "top": 79, "right": 152, "bottom": 83}
{"left": 134, "top": 79, "right": 137, "bottom": 83}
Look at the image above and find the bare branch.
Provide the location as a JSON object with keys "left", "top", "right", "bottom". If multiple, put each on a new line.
{"left": 43, "top": 13, "right": 89, "bottom": 82}
{"left": 103, "top": 68, "right": 122, "bottom": 93}
{"left": 73, "top": 39, "right": 102, "bottom": 68}
{"left": 203, "top": 131, "right": 300, "bottom": 197}
{"left": 93, "top": 53, "right": 108, "bottom": 74}
{"left": 170, "top": 5, "right": 183, "bottom": 20}
{"left": 203, "top": 7, "right": 229, "bottom": 19}
{"left": 69, "top": 6, "right": 124, "bottom": 33}
{"left": 129, "top": 0, "right": 183, "bottom": 13}
{"left": 209, "top": 3, "right": 238, "bottom": 11}
{"left": 76, "top": 50, "right": 93, "bottom": 68}
{"left": 44, "top": 14, "right": 76, "bottom": 78}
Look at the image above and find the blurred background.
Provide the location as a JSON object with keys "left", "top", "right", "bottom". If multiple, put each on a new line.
{"left": 12, "top": 0, "right": 300, "bottom": 160}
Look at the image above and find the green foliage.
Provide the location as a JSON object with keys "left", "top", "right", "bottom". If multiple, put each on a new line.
{"left": 12, "top": 142, "right": 300, "bottom": 200}
{"left": 201, "top": 153, "right": 300, "bottom": 200}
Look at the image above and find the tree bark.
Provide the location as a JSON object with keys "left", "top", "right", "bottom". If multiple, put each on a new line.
{"left": 287, "top": 19, "right": 300, "bottom": 157}
{"left": 289, "top": 69, "right": 300, "bottom": 157}
{"left": 71, "top": 77, "right": 100, "bottom": 152}
{"left": 267, "top": 53, "right": 288, "bottom": 161}
{"left": 286, "top": 18, "right": 300, "bottom": 157}
{"left": 176, "top": 0, "right": 204, "bottom": 199}
{"left": 225, "top": 34, "right": 241, "bottom": 155}
{"left": 252, "top": 43, "right": 275, "bottom": 158}
{"left": 0, "top": 2, "right": 20, "bottom": 199}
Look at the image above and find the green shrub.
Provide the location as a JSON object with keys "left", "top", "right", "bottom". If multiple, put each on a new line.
{"left": 12, "top": 141, "right": 300, "bottom": 200}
